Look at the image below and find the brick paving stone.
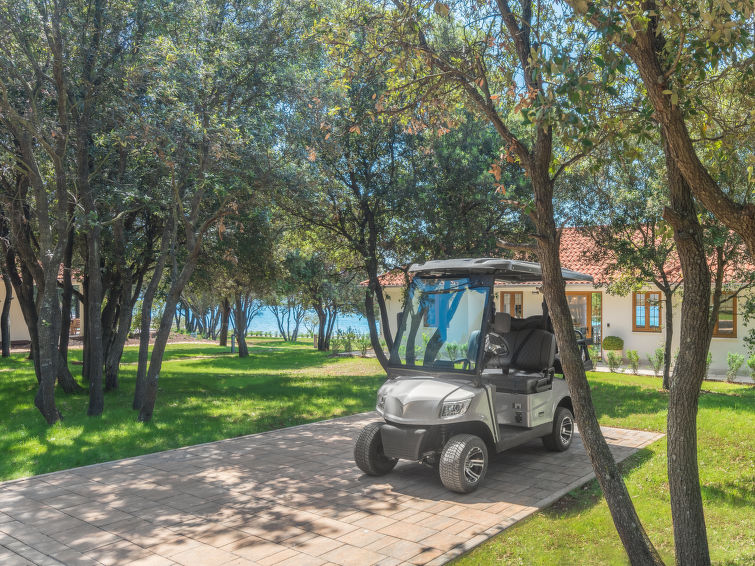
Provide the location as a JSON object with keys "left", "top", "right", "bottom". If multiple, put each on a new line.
{"left": 0, "top": 413, "right": 661, "bottom": 566}
{"left": 321, "top": 543, "right": 385, "bottom": 566}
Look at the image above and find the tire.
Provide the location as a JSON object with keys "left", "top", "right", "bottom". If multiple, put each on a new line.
{"left": 438, "top": 434, "right": 488, "bottom": 493}
{"left": 542, "top": 407, "right": 574, "bottom": 452}
{"left": 354, "top": 422, "right": 398, "bottom": 476}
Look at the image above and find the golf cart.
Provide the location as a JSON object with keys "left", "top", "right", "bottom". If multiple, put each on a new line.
{"left": 354, "top": 258, "right": 594, "bottom": 493}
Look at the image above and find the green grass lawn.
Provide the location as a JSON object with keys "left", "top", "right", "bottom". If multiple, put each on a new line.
{"left": 455, "top": 373, "right": 755, "bottom": 566}
{"left": 2, "top": 341, "right": 752, "bottom": 564}
{"left": 0, "top": 339, "right": 384, "bottom": 481}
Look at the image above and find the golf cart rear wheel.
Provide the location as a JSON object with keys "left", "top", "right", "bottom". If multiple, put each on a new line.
{"left": 354, "top": 422, "right": 398, "bottom": 476}
{"left": 439, "top": 434, "right": 488, "bottom": 494}
{"left": 542, "top": 407, "right": 574, "bottom": 452}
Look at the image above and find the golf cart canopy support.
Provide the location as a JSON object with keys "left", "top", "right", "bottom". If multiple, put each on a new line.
{"left": 409, "top": 258, "right": 594, "bottom": 283}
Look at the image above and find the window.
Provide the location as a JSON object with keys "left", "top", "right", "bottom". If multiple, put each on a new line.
{"left": 713, "top": 294, "right": 737, "bottom": 338}
{"left": 500, "top": 292, "right": 523, "bottom": 318}
{"left": 633, "top": 291, "right": 661, "bottom": 332}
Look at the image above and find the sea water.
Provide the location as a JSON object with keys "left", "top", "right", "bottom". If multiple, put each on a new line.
{"left": 248, "top": 308, "right": 374, "bottom": 335}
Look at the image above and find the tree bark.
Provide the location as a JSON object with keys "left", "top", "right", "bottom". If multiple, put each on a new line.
{"left": 234, "top": 295, "right": 249, "bottom": 358}
{"left": 219, "top": 297, "right": 230, "bottom": 347}
{"left": 661, "top": 133, "right": 712, "bottom": 566}
{"left": 662, "top": 289, "right": 673, "bottom": 390}
{"left": 1, "top": 263, "right": 12, "bottom": 358}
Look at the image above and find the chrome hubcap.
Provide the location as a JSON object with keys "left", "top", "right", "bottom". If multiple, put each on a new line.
{"left": 463, "top": 447, "right": 485, "bottom": 483}
{"left": 560, "top": 416, "right": 573, "bottom": 445}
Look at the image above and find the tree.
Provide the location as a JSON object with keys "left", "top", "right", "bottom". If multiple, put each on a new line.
{"left": 284, "top": 250, "right": 363, "bottom": 351}
{"left": 195, "top": 207, "right": 276, "bottom": 357}
{"left": 279, "top": 49, "right": 414, "bottom": 367}
{"left": 321, "top": 2, "right": 663, "bottom": 562}
{"left": 567, "top": 3, "right": 754, "bottom": 562}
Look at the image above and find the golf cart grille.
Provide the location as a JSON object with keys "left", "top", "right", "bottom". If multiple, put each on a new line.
{"left": 380, "top": 424, "right": 438, "bottom": 461}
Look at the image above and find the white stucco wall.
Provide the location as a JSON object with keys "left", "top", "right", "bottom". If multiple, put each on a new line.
{"left": 380, "top": 282, "right": 754, "bottom": 375}
{"left": 0, "top": 284, "right": 31, "bottom": 341}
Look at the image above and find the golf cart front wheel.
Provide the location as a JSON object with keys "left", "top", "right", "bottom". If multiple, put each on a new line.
{"left": 439, "top": 434, "right": 489, "bottom": 493}
{"left": 542, "top": 407, "right": 574, "bottom": 452}
{"left": 354, "top": 422, "right": 398, "bottom": 476}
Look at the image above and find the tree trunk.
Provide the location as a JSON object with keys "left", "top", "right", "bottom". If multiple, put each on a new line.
{"left": 234, "top": 295, "right": 249, "bottom": 358}
{"left": 56, "top": 220, "right": 84, "bottom": 394}
{"left": 531, "top": 166, "right": 663, "bottom": 566}
{"left": 134, "top": 220, "right": 172, "bottom": 410}
{"left": 219, "top": 297, "right": 230, "bottom": 346}
{"left": 105, "top": 283, "right": 133, "bottom": 391}
{"left": 1, "top": 266, "right": 12, "bottom": 358}
{"left": 364, "top": 289, "right": 389, "bottom": 369}
{"left": 138, "top": 249, "right": 201, "bottom": 422}
{"left": 84, "top": 224, "right": 105, "bottom": 416}
{"left": 662, "top": 289, "right": 673, "bottom": 390}
{"left": 35, "top": 263, "right": 63, "bottom": 424}
{"left": 315, "top": 304, "right": 328, "bottom": 351}
{"left": 661, "top": 133, "right": 712, "bottom": 566}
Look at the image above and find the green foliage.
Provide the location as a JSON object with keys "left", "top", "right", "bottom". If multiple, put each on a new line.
{"left": 626, "top": 350, "right": 640, "bottom": 375}
{"left": 747, "top": 354, "right": 755, "bottom": 379}
{"left": 726, "top": 352, "right": 745, "bottom": 382}
{"left": 705, "top": 352, "right": 713, "bottom": 380}
{"left": 647, "top": 348, "right": 665, "bottom": 378}
{"left": 356, "top": 334, "right": 371, "bottom": 358}
{"left": 602, "top": 336, "right": 624, "bottom": 351}
{"left": 606, "top": 351, "right": 623, "bottom": 373}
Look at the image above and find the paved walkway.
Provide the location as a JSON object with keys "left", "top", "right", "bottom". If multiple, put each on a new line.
{"left": 0, "top": 413, "right": 663, "bottom": 566}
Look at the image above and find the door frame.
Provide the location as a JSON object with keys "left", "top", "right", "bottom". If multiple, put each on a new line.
{"left": 565, "top": 290, "right": 601, "bottom": 340}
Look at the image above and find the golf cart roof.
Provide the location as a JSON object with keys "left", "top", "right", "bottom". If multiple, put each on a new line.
{"left": 408, "top": 258, "right": 593, "bottom": 283}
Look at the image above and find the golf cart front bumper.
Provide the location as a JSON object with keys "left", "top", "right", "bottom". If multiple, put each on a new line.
{"left": 380, "top": 424, "right": 440, "bottom": 460}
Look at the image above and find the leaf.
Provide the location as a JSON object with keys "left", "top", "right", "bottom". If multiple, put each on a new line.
{"left": 434, "top": 2, "right": 450, "bottom": 17}
{"left": 670, "top": 92, "right": 679, "bottom": 106}
{"left": 349, "top": 124, "right": 361, "bottom": 134}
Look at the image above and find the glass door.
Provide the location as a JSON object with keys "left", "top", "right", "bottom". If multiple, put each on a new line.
{"left": 566, "top": 291, "right": 602, "bottom": 341}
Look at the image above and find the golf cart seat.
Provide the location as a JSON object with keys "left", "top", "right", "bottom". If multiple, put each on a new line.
{"left": 510, "top": 314, "right": 553, "bottom": 333}
{"left": 487, "top": 313, "right": 556, "bottom": 394}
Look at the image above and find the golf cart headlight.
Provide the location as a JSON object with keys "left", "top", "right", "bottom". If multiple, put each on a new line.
{"left": 377, "top": 394, "right": 386, "bottom": 411}
{"left": 440, "top": 398, "right": 471, "bottom": 419}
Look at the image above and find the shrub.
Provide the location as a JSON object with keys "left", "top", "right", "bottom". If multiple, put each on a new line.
{"left": 704, "top": 352, "right": 712, "bottom": 380}
{"left": 647, "top": 348, "right": 664, "bottom": 378}
{"left": 330, "top": 336, "right": 341, "bottom": 356}
{"left": 357, "top": 334, "right": 371, "bottom": 358}
{"left": 726, "top": 352, "right": 745, "bottom": 382}
{"left": 602, "top": 336, "right": 624, "bottom": 351}
{"left": 446, "top": 343, "right": 460, "bottom": 362}
{"left": 748, "top": 354, "right": 755, "bottom": 379}
{"left": 626, "top": 350, "right": 640, "bottom": 374}
{"left": 606, "top": 351, "right": 623, "bottom": 372}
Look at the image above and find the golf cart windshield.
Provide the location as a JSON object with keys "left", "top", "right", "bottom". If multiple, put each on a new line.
{"left": 389, "top": 276, "right": 490, "bottom": 372}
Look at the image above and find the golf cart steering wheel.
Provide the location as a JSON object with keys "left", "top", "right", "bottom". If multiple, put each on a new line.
{"left": 484, "top": 332, "right": 510, "bottom": 358}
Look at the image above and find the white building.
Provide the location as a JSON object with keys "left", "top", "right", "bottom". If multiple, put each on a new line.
{"left": 376, "top": 229, "right": 753, "bottom": 375}
{"left": 0, "top": 277, "right": 83, "bottom": 343}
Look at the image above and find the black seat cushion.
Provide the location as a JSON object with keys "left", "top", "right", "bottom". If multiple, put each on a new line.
{"left": 494, "top": 371, "right": 553, "bottom": 394}
{"left": 510, "top": 329, "right": 556, "bottom": 372}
